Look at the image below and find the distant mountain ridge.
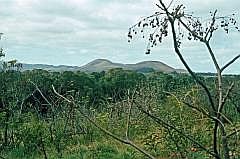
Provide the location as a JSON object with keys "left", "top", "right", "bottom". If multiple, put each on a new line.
{"left": 22, "top": 63, "right": 79, "bottom": 72}
{"left": 21, "top": 59, "right": 187, "bottom": 73}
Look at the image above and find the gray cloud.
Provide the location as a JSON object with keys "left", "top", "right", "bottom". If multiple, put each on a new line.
{"left": 0, "top": 0, "right": 239, "bottom": 73}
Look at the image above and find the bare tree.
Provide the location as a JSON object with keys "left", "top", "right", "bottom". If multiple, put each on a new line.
{"left": 128, "top": 0, "right": 240, "bottom": 159}
{"left": 50, "top": 1, "right": 240, "bottom": 158}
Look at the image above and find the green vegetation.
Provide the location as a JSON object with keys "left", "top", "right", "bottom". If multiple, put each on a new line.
{"left": 1, "top": 0, "right": 240, "bottom": 158}
{"left": 0, "top": 68, "right": 239, "bottom": 159}
{"left": 127, "top": 0, "right": 240, "bottom": 158}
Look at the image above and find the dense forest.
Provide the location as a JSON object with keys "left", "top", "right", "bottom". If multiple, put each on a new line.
{"left": 0, "top": 68, "right": 239, "bottom": 159}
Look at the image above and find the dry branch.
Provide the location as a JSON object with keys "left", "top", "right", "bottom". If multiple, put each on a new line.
{"left": 52, "top": 85, "right": 156, "bottom": 159}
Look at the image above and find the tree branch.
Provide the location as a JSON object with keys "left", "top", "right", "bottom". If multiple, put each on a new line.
{"left": 170, "top": 19, "right": 216, "bottom": 112}
{"left": 183, "top": 101, "right": 211, "bottom": 118}
{"left": 205, "top": 10, "right": 217, "bottom": 42}
{"left": 125, "top": 89, "right": 133, "bottom": 139}
{"left": 158, "top": 0, "right": 172, "bottom": 18}
{"left": 167, "top": 0, "right": 174, "bottom": 9}
{"left": 52, "top": 85, "right": 156, "bottom": 159}
{"left": 179, "top": 18, "right": 204, "bottom": 42}
{"left": 136, "top": 104, "right": 219, "bottom": 158}
{"left": 29, "top": 80, "right": 52, "bottom": 106}
{"left": 227, "top": 128, "right": 240, "bottom": 138}
{"left": 205, "top": 42, "right": 220, "bottom": 71}
{"left": 221, "top": 54, "right": 240, "bottom": 73}
{"left": 220, "top": 82, "right": 235, "bottom": 112}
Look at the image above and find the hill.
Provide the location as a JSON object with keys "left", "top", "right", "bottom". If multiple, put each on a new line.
{"left": 21, "top": 59, "right": 187, "bottom": 73}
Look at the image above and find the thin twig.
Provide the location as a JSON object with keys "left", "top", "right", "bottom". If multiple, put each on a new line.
{"left": 183, "top": 101, "right": 209, "bottom": 117}
{"left": 220, "top": 82, "right": 235, "bottom": 112}
{"left": 205, "top": 10, "right": 218, "bottom": 42}
{"left": 179, "top": 18, "right": 205, "bottom": 41}
{"left": 227, "top": 128, "right": 240, "bottom": 138}
{"left": 129, "top": 12, "right": 165, "bottom": 30}
{"left": 125, "top": 89, "right": 132, "bottom": 139}
{"left": 156, "top": 3, "right": 164, "bottom": 11}
{"left": 28, "top": 80, "right": 52, "bottom": 106}
{"left": 166, "top": 0, "right": 174, "bottom": 9}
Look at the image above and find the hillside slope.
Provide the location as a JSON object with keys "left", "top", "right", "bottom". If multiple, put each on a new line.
{"left": 21, "top": 59, "right": 187, "bottom": 73}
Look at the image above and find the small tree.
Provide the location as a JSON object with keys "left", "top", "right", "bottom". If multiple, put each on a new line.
{"left": 0, "top": 33, "right": 22, "bottom": 72}
{"left": 0, "top": 33, "right": 4, "bottom": 62}
{"left": 128, "top": 0, "right": 240, "bottom": 159}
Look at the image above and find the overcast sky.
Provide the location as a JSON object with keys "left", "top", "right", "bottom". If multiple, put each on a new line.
{"left": 0, "top": 0, "right": 240, "bottom": 73}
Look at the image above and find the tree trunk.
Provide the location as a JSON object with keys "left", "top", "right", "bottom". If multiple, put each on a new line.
{"left": 3, "top": 110, "right": 9, "bottom": 146}
{"left": 220, "top": 125, "right": 230, "bottom": 159}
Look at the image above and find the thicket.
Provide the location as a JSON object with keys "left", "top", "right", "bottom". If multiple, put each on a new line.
{"left": 0, "top": 69, "right": 239, "bottom": 159}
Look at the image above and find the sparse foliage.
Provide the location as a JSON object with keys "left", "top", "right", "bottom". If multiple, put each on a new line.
{"left": 127, "top": 0, "right": 240, "bottom": 159}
